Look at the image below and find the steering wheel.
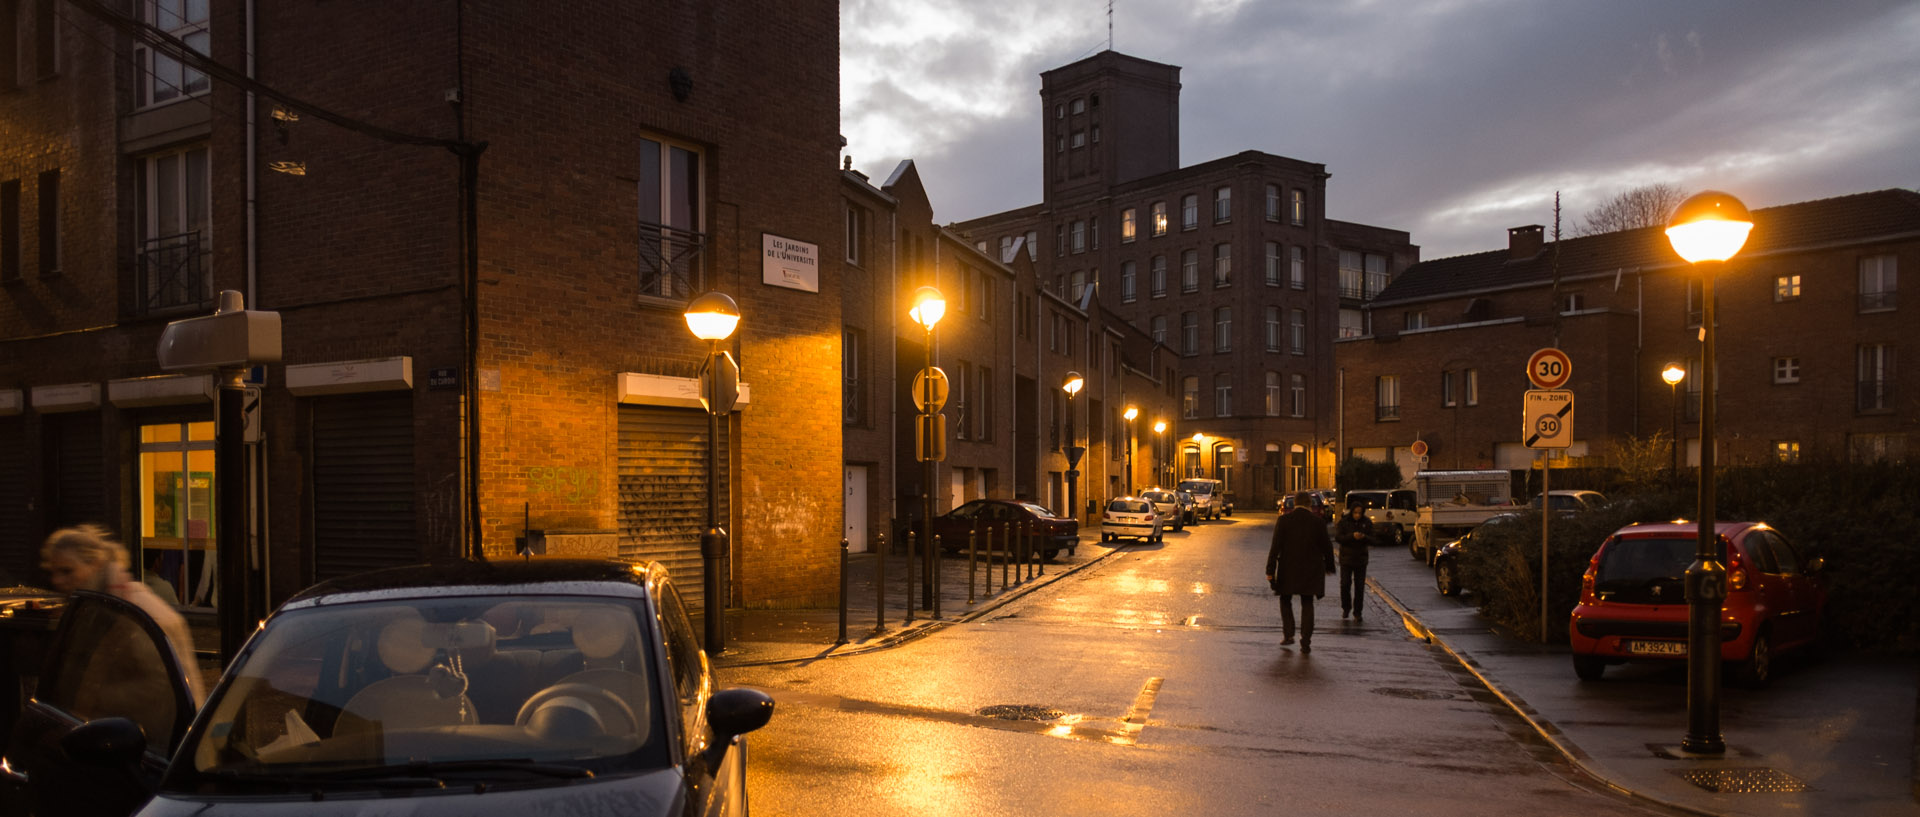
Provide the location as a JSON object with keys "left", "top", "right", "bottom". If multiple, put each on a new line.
{"left": 515, "top": 682, "right": 639, "bottom": 738}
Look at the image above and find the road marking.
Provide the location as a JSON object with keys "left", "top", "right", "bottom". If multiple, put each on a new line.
{"left": 1114, "top": 676, "right": 1165, "bottom": 745}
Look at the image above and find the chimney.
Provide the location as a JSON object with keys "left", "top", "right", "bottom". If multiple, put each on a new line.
{"left": 1507, "top": 225, "right": 1544, "bottom": 261}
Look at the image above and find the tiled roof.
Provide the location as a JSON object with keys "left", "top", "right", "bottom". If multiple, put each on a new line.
{"left": 1373, "top": 189, "right": 1920, "bottom": 306}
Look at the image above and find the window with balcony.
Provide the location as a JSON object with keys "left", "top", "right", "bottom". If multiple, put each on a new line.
{"left": 1150, "top": 255, "right": 1167, "bottom": 297}
{"left": 1181, "top": 250, "right": 1199, "bottom": 293}
{"left": 1365, "top": 253, "right": 1388, "bottom": 297}
{"left": 1289, "top": 309, "right": 1306, "bottom": 355}
{"left": 1338, "top": 308, "right": 1365, "bottom": 339}
{"left": 136, "top": 0, "right": 210, "bottom": 107}
{"left": 1338, "top": 250, "right": 1363, "bottom": 299}
{"left": 1214, "top": 306, "right": 1232, "bottom": 353}
{"left": 1858, "top": 343, "right": 1895, "bottom": 412}
{"left": 1181, "top": 311, "right": 1198, "bottom": 356}
{"left": 1291, "top": 373, "right": 1307, "bottom": 417}
{"left": 1860, "top": 254, "right": 1897, "bottom": 312}
{"left": 1291, "top": 246, "right": 1307, "bottom": 290}
{"left": 1120, "top": 261, "right": 1137, "bottom": 303}
{"left": 1266, "top": 372, "right": 1281, "bottom": 417}
{"left": 1214, "top": 374, "right": 1232, "bottom": 417}
{"left": 1213, "top": 243, "right": 1231, "bottom": 287}
{"left": 1265, "top": 242, "right": 1281, "bottom": 287}
{"left": 137, "top": 144, "right": 211, "bottom": 315}
{"left": 1181, "top": 194, "right": 1198, "bottom": 230}
{"left": 1375, "top": 375, "right": 1400, "bottom": 421}
{"left": 1265, "top": 306, "right": 1281, "bottom": 352}
{"left": 1182, "top": 377, "right": 1199, "bottom": 419}
{"left": 637, "top": 135, "right": 704, "bottom": 301}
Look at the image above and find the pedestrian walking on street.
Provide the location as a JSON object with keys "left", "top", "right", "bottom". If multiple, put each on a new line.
{"left": 1267, "top": 492, "right": 1337, "bottom": 653}
{"left": 1335, "top": 503, "right": 1374, "bottom": 621}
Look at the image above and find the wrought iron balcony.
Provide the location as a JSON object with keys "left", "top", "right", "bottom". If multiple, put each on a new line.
{"left": 1376, "top": 403, "right": 1400, "bottom": 422}
{"left": 637, "top": 221, "right": 706, "bottom": 302}
{"left": 138, "top": 232, "right": 212, "bottom": 315}
{"left": 1858, "top": 380, "right": 1894, "bottom": 413}
{"left": 1859, "top": 290, "right": 1898, "bottom": 312}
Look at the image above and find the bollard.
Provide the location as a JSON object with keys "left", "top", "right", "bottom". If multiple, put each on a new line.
{"left": 906, "top": 527, "right": 917, "bottom": 625}
{"left": 932, "top": 534, "right": 943, "bottom": 620}
{"left": 1026, "top": 524, "right": 1036, "bottom": 581}
{"left": 837, "top": 538, "right": 849, "bottom": 645}
{"left": 1003, "top": 523, "right": 1012, "bottom": 588}
{"left": 967, "top": 526, "right": 977, "bottom": 604}
{"left": 1037, "top": 531, "right": 1046, "bottom": 577}
{"left": 874, "top": 532, "right": 887, "bottom": 635}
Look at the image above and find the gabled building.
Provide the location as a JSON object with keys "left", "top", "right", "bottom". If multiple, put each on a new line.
{"left": 952, "top": 50, "right": 1416, "bottom": 510}
{"left": 1336, "top": 189, "right": 1918, "bottom": 479}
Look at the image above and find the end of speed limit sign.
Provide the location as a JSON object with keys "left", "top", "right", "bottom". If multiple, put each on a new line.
{"left": 1527, "top": 348, "right": 1572, "bottom": 389}
{"left": 1524, "top": 389, "right": 1573, "bottom": 448}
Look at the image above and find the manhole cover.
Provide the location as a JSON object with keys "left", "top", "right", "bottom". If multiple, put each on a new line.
{"left": 976, "top": 704, "right": 1064, "bottom": 721}
{"left": 1674, "top": 768, "right": 1811, "bottom": 793}
{"left": 1371, "top": 687, "right": 1457, "bottom": 701}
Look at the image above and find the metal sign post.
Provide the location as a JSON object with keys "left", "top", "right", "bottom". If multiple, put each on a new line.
{"left": 1524, "top": 386, "right": 1573, "bottom": 643}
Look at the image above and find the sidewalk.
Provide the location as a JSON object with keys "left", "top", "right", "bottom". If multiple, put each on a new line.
{"left": 714, "top": 531, "right": 1125, "bottom": 668}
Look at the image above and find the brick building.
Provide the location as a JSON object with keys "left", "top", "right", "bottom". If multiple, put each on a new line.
{"left": 951, "top": 51, "right": 1417, "bottom": 510}
{"left": 1, "top": 1, "right": 844, "bottom": 628}
{"left": 1336, "top": 189, "right": 1918, "bottom": 479}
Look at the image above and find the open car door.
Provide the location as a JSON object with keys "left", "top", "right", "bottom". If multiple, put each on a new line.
{"left": 5, "top": 590, "right": 197, "bottom": 817}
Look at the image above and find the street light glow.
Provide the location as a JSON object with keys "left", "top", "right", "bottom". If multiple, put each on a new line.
{"left": 1665, "top": 191, "right": 1754, "bottom": 264}
{"left": 1662, "top": 363, "right": 1686, "bottom": 386}
{"left": 1124, "top": 406, "right": 1138, "bottom": 421}
{"left": 1153, "top": 420, "right": 1166, "bottom": 434}
{"left": 683, "top": 291, "right": 741, "bottom": 341}
{"left": 909, "top": 286, "right": 946, "bottom": 330}
{"left": 1062, "top": 372, "right": 1083, "bottom": 395}
{"left": 1192, "top": 432, "right": 1204, "bottom": 444}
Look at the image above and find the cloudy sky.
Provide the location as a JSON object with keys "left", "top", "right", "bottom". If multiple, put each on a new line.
{"left": 840, "top": 0, "right": 1920, "bottom": 259}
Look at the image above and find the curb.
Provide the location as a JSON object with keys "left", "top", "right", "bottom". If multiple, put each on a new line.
{"left": 715, "top": 539, "right": 1135, "bottom": 669}
{"left": 1367, "top": 577, "right": 1726, "bottom": 817}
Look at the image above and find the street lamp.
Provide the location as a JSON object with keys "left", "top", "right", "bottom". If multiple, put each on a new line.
{"left": 909, "top": 286, "right": 946, "bottom": 611}
{"left": 1191, "top": 432, "right": 1204, "bottom": 479}
{"left": 1123, "top": 406, "right": 1138, "bottom": 495}
{"left": 1153, "top": 420, "right": 1167, "bottom": 486}
{"left": 1662, "top": 363, "right": 1686, "bottom": 480}
{"left": 1665, "top": 190, "right": 1753, "bottom": 756}
{"left": 684, "top": 290, "right": 741, "bottom": 652}
{"left": 1063, "top": 372, "right": 1084, "bottom": 523}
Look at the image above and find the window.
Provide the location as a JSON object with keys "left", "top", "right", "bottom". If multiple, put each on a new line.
{"left": 1181, "top": 194, "right": 1198, "bottom": 230}
{"left": 1338, "top": 308, "right": 1365, "bottom": 339}
{"left": 1056, "top": 131, "right": 1065, "bottom": 153}
{"left": 1070, "top": 269, "right": 1085, "bottom": 301}
{"left": 955, "top": 360, "right": 971, "bottom": 440}
{"left": 1265, "top": 242, "right": 1282, "bottom": 287}
{"left": 1858, "top": 343, "right": 1895, "bottom": 412}
{"left": 1182, "top": 377, "right": 1199, "bottom": 419}
{"left": 1214, "top": 307, "right": 1232, "bottom": 353}
{"left": 1773, "top": 357, "right": 1800, "bottom": 384}
{"left": 0, "top": 179, "right": 17, "bottom": 281}
{"left": 1365, "top": 254, "right": 1388, "bottom": 297}
{"left": 1070, "top": 97, "right": 1085, "bottom": 115}
{"left": 1056, "top": 225, "right": 1065, "bottom": 257}
{"left": 979, "top": 274, "right": 993, "bottom": 322}
{"left": 136, "top": 0, "right": 210, "bottom": 107}
{"left": 1465, "top": 369, "right": 1479, "bottom": 406}
{"left": 843, "top": 328, "right": 863, "bottom": 424}
{"left": 1774, "top": 441, "right": 1801, "bottom": 464}
{"left": 1090, "top": 216, "right": 1100, "bottom": 250}
{"left": 1266, "top": 184, "right": 1281, "bottom": 221}
{"left": 1091, "top": 125, "right": 1100, "bottom": 143}
{"left": 1441, "top": 371, "right": 1456, "bottom": 407}
{"left": 845, "top": 205, "right": 863, "bottom": 265}
{"left": 1774, "top": 274, "right": 1801, "bottom": 301}
{"left": 1289, "top": 309, "right": 1306, "bottom": 355}
{"left": 1403, "top": 311, "right": 1428, "bottom": 331}
{"left": 1071, "top": 220, "right": 1086, "bottom": 253}
{"left": 1291, "top": 189, "right": 1305, "bottom": 226}
{"left": 1850, "top": 433, "right": 1907, "bottom": 463}
{"left": 1291, "top": 246, "right": 1307, "bottom": 290}
{"left": 1150, "top": 315, "right": 1166, "bottom": 345}
{"left": 1121, "top": 207, "right": 1137, "bottom": 243}
{"left": 1181, "top": 312, "right": 1198, "bottom": 356}
{"left": 1213, "top": 243, "right": 1231, "bottom": 287}
{"left": 137, "top": 421, "right": 216, "bottom": 612}
{"left": 1181, "top": 250, "right": 1198, "bottom": 293}
{"left": 1376, "top": 375, "right": 1400, "bottom": 421}
{"left": 33, "top": 168, "right": 56, "bottom": 275}
{"left": 1290, "top": 374, "right": 1306, "bottom": 417}
{"left": 1070, "top": 130, "right": 1086, "bottom": 148}
{"left": 1120, "top": 261, "right": 1137, "bottom": 302}
{"left": 978, "top": 367, "right": 994, "bottom": 441}
{"left": 1266, "top": 372, "right": 1281, "bottom": 416}
{"left": 1265, "top": 306, "right": 1281, "bottom": 352}
{"left": 1214, "top": 374, "right": 1232, "bottom": 417}
{"left": 1685, "top": 278, "right": 1718, "bottom": 326}
{"left": 1213, "top": 186, "right": 1231, "bottom": 223}
{"left": 1026, "top": 230, "right": 1039, "bottom": 261}
{"left": 1151, "top": 201, "right": 1168, "bottom": 237}
{"left": 1561, "top": 291, "right": 1585, "bottom": 312}
{"left": 137, "top": 145, "right": 211, "bottom": 314}
{"left": 637, "top": 135, "right": 704, "bottom": 301}
{"left": 1338, "top": 250, "right": 1362, "bottom": 298}
{"left": 1860, "top": 254, "right": 1897, "bottom": 312}
{"left": 1150, "top": 256, "right": 1167, "bottom": 297}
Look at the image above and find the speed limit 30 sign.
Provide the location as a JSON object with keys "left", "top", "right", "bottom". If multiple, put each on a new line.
{"left": 1527, "top": 348, "right": 1572, "bottom": 390}
{"left": 1524, "top": 389, "right": 1573, "bottom": 448}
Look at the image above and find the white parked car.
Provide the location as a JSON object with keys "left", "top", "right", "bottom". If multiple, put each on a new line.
{"left": 1138, "top": 488, "right": 1185, "bottom": 532}
{"left": 1101, "top": 497, "right": 1165, "bottom": 543}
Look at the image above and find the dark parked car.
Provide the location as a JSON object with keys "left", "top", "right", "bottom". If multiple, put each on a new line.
{"left": 1530, "top": 490, "right": 1608, "bottom": 513}
{"left": 1568, "top": 521, "right": 1826, "bottom": 686}
{"left": 4, "top": 558, "right": 774, "bottom": 817}
{"left": 1433, "top": 513, "right": 1520, "bottom": 597}
{"left": 927, "top": 499, "right": 1079, "bottom": 559}
{"left": 1278, "top": 491, "right": 1332, "bottom": 522}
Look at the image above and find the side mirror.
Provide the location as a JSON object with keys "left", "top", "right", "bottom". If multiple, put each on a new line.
{"left": 59, "top": 718, "right": 147, "bottom": 767}
{"left": 701, "top": 688, "right": 775, "bottom": 769}
{"left": 1805, "top": 556, "right": 1826, "bottom": 575}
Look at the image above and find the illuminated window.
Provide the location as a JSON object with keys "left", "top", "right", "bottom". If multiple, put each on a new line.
{"left": 139, "top": 421, "right": 217, "bottom": 609}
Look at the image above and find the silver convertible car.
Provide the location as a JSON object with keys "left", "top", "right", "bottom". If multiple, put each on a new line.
{"left": 4, "top": 558, "right": 773, "bottom": 817}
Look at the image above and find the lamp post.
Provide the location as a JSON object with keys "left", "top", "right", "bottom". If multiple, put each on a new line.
{"left": 1062, "top": 372, "right": 1084, "bottom": 522}
{"left": 1662, "top": 363, "right": 1686, "bottom": 480}
{"left": 1123, "top": 406, "right": 1138, "bottom": 495}
{"left": 909, "top": 286, "right": 946, "bottom": 610}
{"left": 684, "top": 290, "right": 741, "bottom": 652}
{"left": 1152, "top": 420, "right": 1167, "bottom": 485}
{"left": 1665, "top": 190, "right": 1753, "bottom": 756}
{"left": 1191, "top": 432, "right": 1204, "bottom": 479}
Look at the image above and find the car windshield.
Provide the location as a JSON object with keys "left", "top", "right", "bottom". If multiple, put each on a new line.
{"left": 1595, "top": 536, "right": 1727, "bottom": 590}
{"left": 172, "top": 595, "right": 670, "bottom": 791}
{"left": 1141, "top": 491, "right": 1173, "bottom": 503}
{"left": 1108, "top": 499, "right": 1150, "bottom": 513}
{"left": 1176, "top": 481, "right": 1213, "bottom": 496}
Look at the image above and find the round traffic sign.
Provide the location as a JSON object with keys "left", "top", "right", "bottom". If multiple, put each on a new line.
{"left": 1410, "top": 439, "right": 1429, "bottom": 457}
{"left": 1527, "top": 348, "right": 1572, "bottom": 390}
{"left": 911, "top": 368, "right": 949, "bottom": 413}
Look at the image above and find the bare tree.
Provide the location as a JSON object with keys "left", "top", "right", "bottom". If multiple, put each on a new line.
{"left": 1576, "top": 183, "right": 1689, "bottom": 236}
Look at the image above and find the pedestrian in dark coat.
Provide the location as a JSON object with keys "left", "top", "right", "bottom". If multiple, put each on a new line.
{"left": 1267, "top": 493, "right": 1337, "bottom": 653}
{"left": 1334, "top": 503, "right": 1374, "bottom": 620}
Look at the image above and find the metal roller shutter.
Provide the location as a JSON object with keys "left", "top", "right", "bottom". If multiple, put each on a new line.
{"left": 47, "top": 413, "right": 105, "bottom": 531}
{"left": 617, "top": 406, "right": 729, "bottom": 614}
{"left": 311, "top": 393, "right": 416, "bottom": 582}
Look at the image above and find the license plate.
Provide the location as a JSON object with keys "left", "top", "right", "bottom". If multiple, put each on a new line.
{"left": 1625, "top": 640, "right": 1686, "bottom": 656}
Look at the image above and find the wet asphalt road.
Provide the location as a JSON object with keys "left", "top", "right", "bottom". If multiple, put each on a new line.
{"left": 726, "top": 512, "right": 1682, "bottom": 817}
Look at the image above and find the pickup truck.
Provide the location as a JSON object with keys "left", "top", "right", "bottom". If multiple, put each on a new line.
{"left": 1409, "top": 470, "right": 1521, "bottom": 562}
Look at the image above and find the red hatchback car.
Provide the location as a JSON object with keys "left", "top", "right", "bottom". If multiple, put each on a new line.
{"left": 1568, "top": 521, "right": 1826, "bottom": 686}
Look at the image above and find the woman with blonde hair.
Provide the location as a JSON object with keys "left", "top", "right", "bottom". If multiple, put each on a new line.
{"left": 41, "top": 525, "right": 207, "bottom": 705}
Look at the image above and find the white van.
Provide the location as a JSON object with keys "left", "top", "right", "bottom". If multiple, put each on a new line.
{"left": 1176, "top": 478, "right": 1233, "bottom": 520}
